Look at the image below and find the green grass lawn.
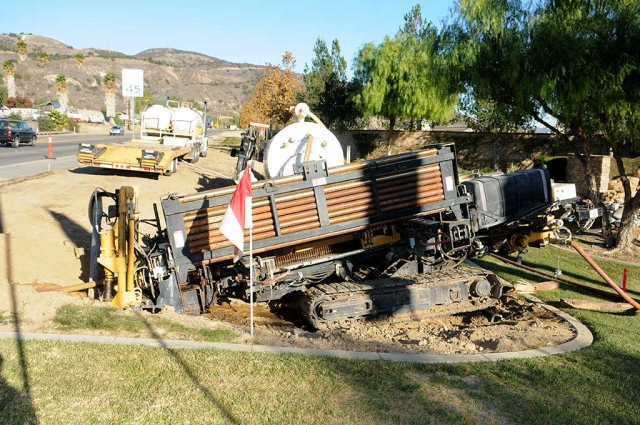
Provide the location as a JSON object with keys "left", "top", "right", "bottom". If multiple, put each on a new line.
{"left": 1, "top": 245, "right": 639, "bottom": 425}
{"left": 213, "top": 136, "right": 241, "bottom": 148}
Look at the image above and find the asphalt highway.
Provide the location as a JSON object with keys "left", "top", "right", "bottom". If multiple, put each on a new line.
{"left": 0, "top": 130, "right": 224, "bottom": 182}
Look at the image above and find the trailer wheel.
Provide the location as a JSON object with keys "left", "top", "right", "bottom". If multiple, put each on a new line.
{"left": 187, "top": 144, "right": 200, "bottom": 163}
{"left": 164, "top": 158, "right": 178, "bottom": 176}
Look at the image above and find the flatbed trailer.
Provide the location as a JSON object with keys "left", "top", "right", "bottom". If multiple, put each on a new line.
{"left": 77, "top": 139, "right": 198, "bottom": 176}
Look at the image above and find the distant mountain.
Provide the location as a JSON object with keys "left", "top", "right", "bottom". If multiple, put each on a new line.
{"left": 0, "top": 33, "right": 266, "bottom": 117}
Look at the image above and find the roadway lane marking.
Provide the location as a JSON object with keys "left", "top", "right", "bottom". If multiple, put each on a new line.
{"left": 0, "top": 155, "right": 76, "bottom": 169}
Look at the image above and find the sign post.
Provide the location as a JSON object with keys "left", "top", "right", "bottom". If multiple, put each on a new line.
{"left": 122, "top": 69, "right": 144, "bottom": 139}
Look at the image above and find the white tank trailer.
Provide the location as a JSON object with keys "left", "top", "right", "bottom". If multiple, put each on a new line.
{"left": 141, "top": 101, "right": 205, "bottom": 148}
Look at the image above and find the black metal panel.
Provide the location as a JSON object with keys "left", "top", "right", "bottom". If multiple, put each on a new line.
{"left": 269, "top": 194, "right": 281, "bottom": 236}
{"left": 156, "top": 273, "right": 183, "bottom": 313}
{"left": 313, "top": 185, "right": 330, "bottom": 227}
{"left": 461, "top": 167, "right": 552, "bottom": 230}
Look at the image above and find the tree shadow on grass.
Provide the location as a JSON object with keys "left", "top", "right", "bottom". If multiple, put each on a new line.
{"left": 0, "top": 194, "right": 39, "bottom": 424}
{"left": 0, "top": 354, "right": 38, "bottom": 425}
{"left": 132, "top": 311, "right": 240, "bottom": 424}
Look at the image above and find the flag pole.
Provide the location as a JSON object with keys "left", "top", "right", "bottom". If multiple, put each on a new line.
{"left": 219, "top": 163, "right": 253, "bottom": 337}
{"left": 249, "top": 226, "right": 254, "bottom": 337}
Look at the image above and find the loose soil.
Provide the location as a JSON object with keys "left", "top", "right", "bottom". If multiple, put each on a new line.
{"left": 2, "top": 133, "right": 626, "bottom": 355}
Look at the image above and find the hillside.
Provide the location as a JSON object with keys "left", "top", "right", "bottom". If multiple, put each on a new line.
{"left": 0, "top": 33, "right": 266, "bottom": 117}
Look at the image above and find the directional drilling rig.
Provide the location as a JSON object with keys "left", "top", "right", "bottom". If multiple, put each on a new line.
{"left": 88, "top": 105, "right": 584, "bottom": 328}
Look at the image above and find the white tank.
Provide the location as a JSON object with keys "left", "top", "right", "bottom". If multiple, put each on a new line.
{"left": 142, "top": 105, "right": 172, "bottom": 132}
{"left": 171, "top": 107, "right": 203, "bottom": 136}
{"left": 263, "top": 121, "right": 344, "bottom": 179}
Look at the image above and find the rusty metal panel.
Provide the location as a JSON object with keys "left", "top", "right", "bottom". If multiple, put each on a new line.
{"left": 162, "top": 145, "right": 466, "bottom": 270}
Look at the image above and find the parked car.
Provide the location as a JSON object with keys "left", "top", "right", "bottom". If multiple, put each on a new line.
{"left": 0, "top": 119, "right": 37, "bottom": 148}
{"left": 109, "top": 125, "right": 125, "bottom": 136}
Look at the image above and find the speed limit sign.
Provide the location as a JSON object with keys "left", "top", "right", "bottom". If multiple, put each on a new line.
{"left": 122, "top": 69, "right": 144, "bottom": 97}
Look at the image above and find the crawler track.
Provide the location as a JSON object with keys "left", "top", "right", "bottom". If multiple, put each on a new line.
{"left": 300, "top": 268, "right": 500, "bottom": 330}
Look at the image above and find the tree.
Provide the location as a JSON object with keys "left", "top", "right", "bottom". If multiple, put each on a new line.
{"left": 185, "top": 99, "right": 203, "bottom": 111}
{"left": 16, "top": 40, "right": 27, "bottom": 62}
{"left": 460, "top": 96, "right": 533, "bottom": 134}
{"left": 354, "top": 6, "right": 458, "bottom": 153}
{"left": 459, "top": 95, "right": 535, "bottom": 171}
{"left": 55, "top": 74, "right": 69, "bottom": 112}
{"left": 39, "top": 52, "right": 49, "bottom": 67}
{"left": 301, "top": 38, "right": 360, "bottom": 129}
{"left": 135, "top": 90, "right": 156, "bottom": 112}
{"left": 239, "top": 52, "right": 302, "bottom": 128}
{"left": 75, "top": 53, "right": 84, "bottom": 68}
{"left": 3, "top": 60, "right": 16, "bottom": 98}
{"left": 103, "top": 72, "right": 117, "bottom": 119}
{"left": 446, "top": 0, "right": 640, "bottom": 250}
{"left": 6, "top": 96, "right": 33, "bottom": 108}
{"left": 301, "top": 39, "right": 346, "bottom": 112}
{"left": 47, "top": 110, "right": 71, "bottom": 130}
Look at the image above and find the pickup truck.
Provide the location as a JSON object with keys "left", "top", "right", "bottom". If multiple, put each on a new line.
{"left": 0, "top": 120, "right": 38, "bottom": 148}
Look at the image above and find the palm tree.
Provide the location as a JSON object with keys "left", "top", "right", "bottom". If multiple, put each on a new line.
{"left": 75, "top": 53, "right": 84, "bottom": 68}
{"left": 16, "top": 40, "right": 27, "bottom": 62}
{"left": 39, "top": 52, "right": 49, "bottom": 67}
{"left": 103, "top": 72, "right": 117, "bottom": 120}
{"left": 3, "top": 60, "right": 16, "bottom": 98}
{"left": 55, "top": 74, "right": 69, "bottom": 112}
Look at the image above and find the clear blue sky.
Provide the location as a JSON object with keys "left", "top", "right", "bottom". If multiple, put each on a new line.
{"left": 3, "top": 0, "right": 454, "bottom": 73}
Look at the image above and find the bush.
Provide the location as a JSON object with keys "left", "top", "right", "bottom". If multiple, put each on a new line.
{"left": 37, "top": 113, "right": 77, "bottom": 132}
{"left": 8, "top": 112, "right": 23, "bottom": 120}
{"left": 352, "top": 133, "right": 382, "bottom": 159}
{"left": 507, "top": 162, "right": 521, "bottom": 173}
{"left": 37, "top": 115, "right": 56, "bottom": 132}
{"left": 70, "top": 121, "right": 81, "bottom": 132}
{"left": 48, "top": 111, "right": 69, "bottom": 130}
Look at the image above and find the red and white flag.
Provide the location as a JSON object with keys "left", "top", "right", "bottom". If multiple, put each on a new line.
{"left": 220, "top": 165, "right": 253, "bottom": 262}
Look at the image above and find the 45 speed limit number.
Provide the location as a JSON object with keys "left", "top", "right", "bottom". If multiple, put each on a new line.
{"left": 122, "top": 69, "right": 144, "bottom": 97}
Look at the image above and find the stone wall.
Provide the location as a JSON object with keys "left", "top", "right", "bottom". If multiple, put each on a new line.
{"left": 332, "top": 131, "right": 626, "bottom": 195}
{"left": 566, "top": 154, "right": 611, "bottom": 196}
{"left": 333, "top": 130, "right": 564, "bottom": 171}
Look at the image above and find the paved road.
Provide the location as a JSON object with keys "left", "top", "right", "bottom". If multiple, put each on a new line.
{"left": 0, "top": 133, "right": 118, "bottom": 181}
{"left": 0, "top": 130, "right": 225, "bottom": 182}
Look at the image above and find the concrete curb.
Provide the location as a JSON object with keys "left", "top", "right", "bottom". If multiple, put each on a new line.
{"left": 0, "top": 297, "right": 593, "bottom": 364}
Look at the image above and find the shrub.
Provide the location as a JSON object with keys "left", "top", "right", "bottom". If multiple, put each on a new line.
{"left": 40, "top": 111, "right": 76, "bottom": 131}
{"left": 507, "top": 162, "right": 521, "bottom": 173}
{"left": 37, "top": 115, "right": 56, "bottom": 132}
{"left": 8, "top": 111, "right": 23, "bottom": 120}
{"left": 353, "top": 133, "right": 383, "bottom": 159}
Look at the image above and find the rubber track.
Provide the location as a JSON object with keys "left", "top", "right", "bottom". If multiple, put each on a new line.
{"left": 301, "top": 267, "right": 496, "bottom": 329}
